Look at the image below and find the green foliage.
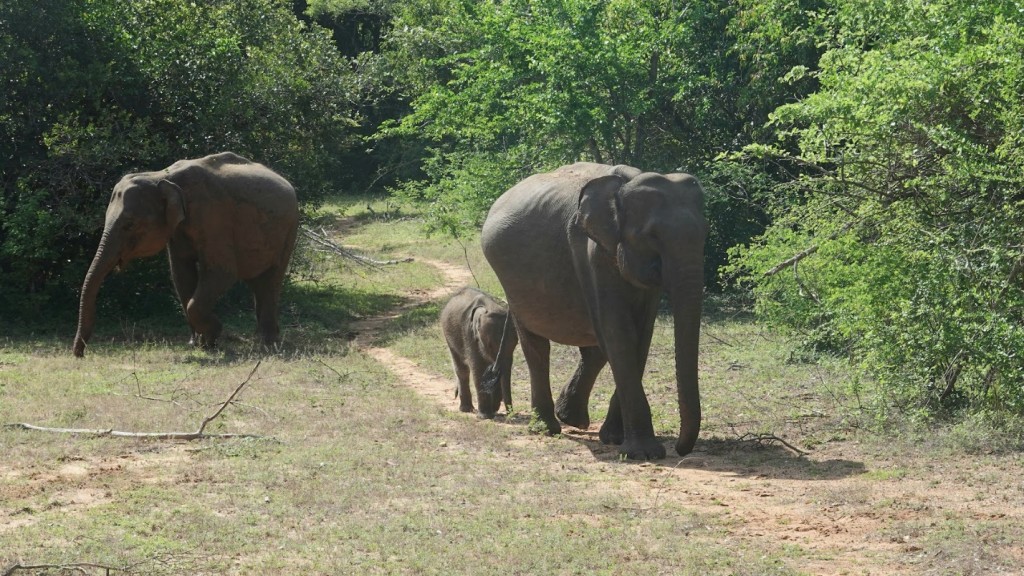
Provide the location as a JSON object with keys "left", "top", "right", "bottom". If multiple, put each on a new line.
{"left": 0, "top": 0, "right": 361, "bottom": 312}
{"left": 730, "top": 0, "right": 1024, "bottom": 417}
{"left": 379, "top": 0, "right": 822, "bottom": 279}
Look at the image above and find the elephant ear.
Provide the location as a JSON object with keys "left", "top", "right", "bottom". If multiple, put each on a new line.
{"left": 576, "top": 174, "right": 624, "bottom": 255}
{"left": 474, "top": 307, "right": 499, "bottom": 361}
{"left": 158, "top": 179, "right": 186, "bottom": 230}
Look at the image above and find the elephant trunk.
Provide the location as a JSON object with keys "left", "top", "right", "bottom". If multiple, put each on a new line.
{"left": 670, "top": 262, "right": 704, "bottom": 456}
{"left": 73, "top": 228, "right": 120, "bottom": 357}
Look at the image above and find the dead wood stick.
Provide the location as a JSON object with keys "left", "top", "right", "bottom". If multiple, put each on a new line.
{"left": 3, "top": 562, "right": 121, "bottom": 576}
{"left": 5, "top": 362, "right": 270, "bottom": 441}
{"left": 736, "top": 432, "right": 809, "bottom": 456}
{"left": 301, "top": 226, "right": 412, "bottom": 267}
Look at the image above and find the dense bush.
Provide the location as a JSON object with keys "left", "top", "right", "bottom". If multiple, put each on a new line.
{"left": 0, "top": 0, "right": 361, "bottom": 313}
{"left": 729, "top": 0, "right": 1024, "bottom": 417}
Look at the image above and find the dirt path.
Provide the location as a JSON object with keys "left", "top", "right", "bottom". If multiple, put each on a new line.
{"left": 350, "top": 256, "right": 1024, "bottom": 575}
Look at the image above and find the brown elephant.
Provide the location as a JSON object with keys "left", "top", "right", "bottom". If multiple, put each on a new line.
{"left": 440, "top": 287, "right": 518, "bottom": 418}
{"left": 481, "top": 162, "right": 708, "bottom": 460}
{"left": 73, "top": 152, "right": 299, "bottom": 357}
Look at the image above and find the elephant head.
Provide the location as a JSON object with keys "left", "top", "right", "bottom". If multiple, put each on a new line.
{"left": 73, "top": 176, "right": 186, "bottom": 357}
{"left": 474, "top": 305, "right": 517, "bottom": 416}
{"left": 576, "top": 171, "right": 708, "bottom": 456}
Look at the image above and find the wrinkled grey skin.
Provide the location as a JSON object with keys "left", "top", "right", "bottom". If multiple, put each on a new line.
{"left": 73, "top": 152, "right": 299, "bottom": 357}
{"left": 440, "top": 287, "right": 518, "bottom": 418}
{"left": 481, "top": 162, "right": 708, "bottom": 460}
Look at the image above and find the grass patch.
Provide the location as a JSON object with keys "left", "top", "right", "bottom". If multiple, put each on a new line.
{"left": 2, "top": 195, "right": 1023, "bottom": 574}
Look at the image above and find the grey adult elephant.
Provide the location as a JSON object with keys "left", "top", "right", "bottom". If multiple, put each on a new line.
{"left": 440, "top": 287, "right": 518, "bottom": 418}
{"left": 481, "top": 162, "right": 708, "bottom": 460}
{"left": 73, "top": 152, "right": 299, "bottom": 357}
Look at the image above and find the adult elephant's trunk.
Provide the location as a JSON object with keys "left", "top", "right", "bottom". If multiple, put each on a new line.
{"left": 73, "top": 228, "right": 120, "bottom": 357}
{"left": 670, "top": 262, "right": 704, "bottom": 456}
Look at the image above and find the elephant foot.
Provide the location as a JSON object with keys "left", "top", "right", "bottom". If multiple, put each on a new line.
{"left": 458, "top": 403, "right": 474, "bottom": 414}
{"left": 73, "top": 338, "right": 86, "bottom": 358}
{"left": 598, "top": 421, "right": 624, "bottom": 445}
{"left": 619, "top": 437, "right": 667, "bottom": 461}
{"left": 476, "top": 410, "right": 497, "bottom": 420}
{"left": 555, "top": 401, "right": 590, "bottom": 430}
{"left": 528, "top": 411, "right": 561, "bottom": 436}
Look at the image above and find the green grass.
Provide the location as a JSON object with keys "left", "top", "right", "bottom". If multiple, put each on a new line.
{"left": 2, "top": 196, "right": 1023, "bottom": 575}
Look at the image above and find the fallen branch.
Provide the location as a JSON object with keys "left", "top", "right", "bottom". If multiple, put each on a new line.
{"left": 736, "top": 432, "right": 809, "bottom": 456}
{"left": 3, "top": 562, "right": 121, "bottom": 576}
{"left": 301, "top": 226, "right": 413, "bottom": 267}
{"left": 5, "top": 362, "right": 271, "bottom": 441}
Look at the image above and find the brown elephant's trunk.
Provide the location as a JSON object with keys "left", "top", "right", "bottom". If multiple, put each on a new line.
{"left": 670, "top": 262, "right": 704, "bottom": 456}
{"left": 73, "top": 228, "right": 120, "bottom": 357}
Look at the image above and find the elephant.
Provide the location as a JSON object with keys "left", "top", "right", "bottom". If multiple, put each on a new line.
{"left": 73, "top": 152, "right": 299, "bottom": 357}
{"left": 481, "top": 162, "right": 708, "bottom": 460}
{"left": 440, "top": 287, "right": 518, "bottom": 418}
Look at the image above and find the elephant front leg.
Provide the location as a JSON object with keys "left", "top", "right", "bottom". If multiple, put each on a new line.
{"left": 187, "top": 269, "right": 235, "bottom": 349}
{"left": 449, "top": 354, "right": 474, "bottom": 414}
{"left": 168, "top": 250, "right": 199, "bottom": 346}
{"left": 516, "top": 328, "right": 560, "bottom": 435}
{"left": 555, "top": 346, "right": 607, "bottom": 430}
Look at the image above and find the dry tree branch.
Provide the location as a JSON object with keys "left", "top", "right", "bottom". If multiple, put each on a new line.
{"left": 735, "top": 432, "right": 809, "bottom": 456}
{"left": 5, "top": 362, "right": 271, "bottom": 441}
{"left": 763, "top": 220, "right": 857, "bottom": 277}
{"left": 3, "top": 562, "right": 121, "bottom": 576}
{"left": 301, "top": 226, "right": 412, "bottom": 267}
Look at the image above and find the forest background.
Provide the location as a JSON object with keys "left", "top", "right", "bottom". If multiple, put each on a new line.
{"left": 2, "top": 0, "right": 1024, "bottom": 431}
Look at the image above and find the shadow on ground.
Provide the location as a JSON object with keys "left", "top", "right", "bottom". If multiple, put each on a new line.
{"left": 558, "top": 428, "right": 866, "bottom": 481}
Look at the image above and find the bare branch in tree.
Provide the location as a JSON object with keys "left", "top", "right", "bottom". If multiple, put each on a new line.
{"left": 763, "top": 221, "right": 857, "bottom": 277}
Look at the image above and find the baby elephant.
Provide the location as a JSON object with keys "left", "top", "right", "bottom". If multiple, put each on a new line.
{"left": 440, "top": 287, "right": 518, "bottom": 418}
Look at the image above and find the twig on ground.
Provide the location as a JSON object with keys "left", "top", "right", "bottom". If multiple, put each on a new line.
{"left": 315, "top": 357, "right": 350, "bottom": 381}
{"left": 5, "top": 362, "right": 271, "bottom": 441}
{"left": 3, "top": 562, "right": 121, "bottom": 576}
{"left": 736, "top": 432, "right": 809, "bottom": 456}
{"left": 301, "top": 226, "right": 412, "bottom": 267}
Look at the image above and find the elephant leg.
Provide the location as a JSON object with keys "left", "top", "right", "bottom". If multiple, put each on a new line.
{"left": 168, "top": 251, "right": 200, "bottom": 345}
{"left": 555, "top": 346, "right": 607, "bottom": 430}
{"left": 468, "top": 353, "right": 499, "bottom": 419}
{"left": 187, "top": 269, "right": 235, "bottom": 349}
{"left": 599, "top": 391, "right": 624, "bottom": 445}
{"left": 448, "top": 350, "right": 474, "bottom": 413}
{"left": 597, "top": 299, "right": 665, "bottom": 460}
{"left": 248, "top": 266, "right": 286, "bottom": 346}
{"left": 516, "top": 326, "right": 560, "bottom": 435}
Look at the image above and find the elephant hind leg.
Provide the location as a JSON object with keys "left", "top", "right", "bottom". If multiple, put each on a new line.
{"left": 555, "top": 346, "right": 607, "bottom": 430}
{"left": 248, "top": 265, "right": 286, "bottom": 347}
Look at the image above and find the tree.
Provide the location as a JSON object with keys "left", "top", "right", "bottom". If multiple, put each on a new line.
{"left": 730, "top": 0, "right": 1024, "bottom": 415}
{"left": 378, "top": 0, "right": 822, "bottom": 290}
